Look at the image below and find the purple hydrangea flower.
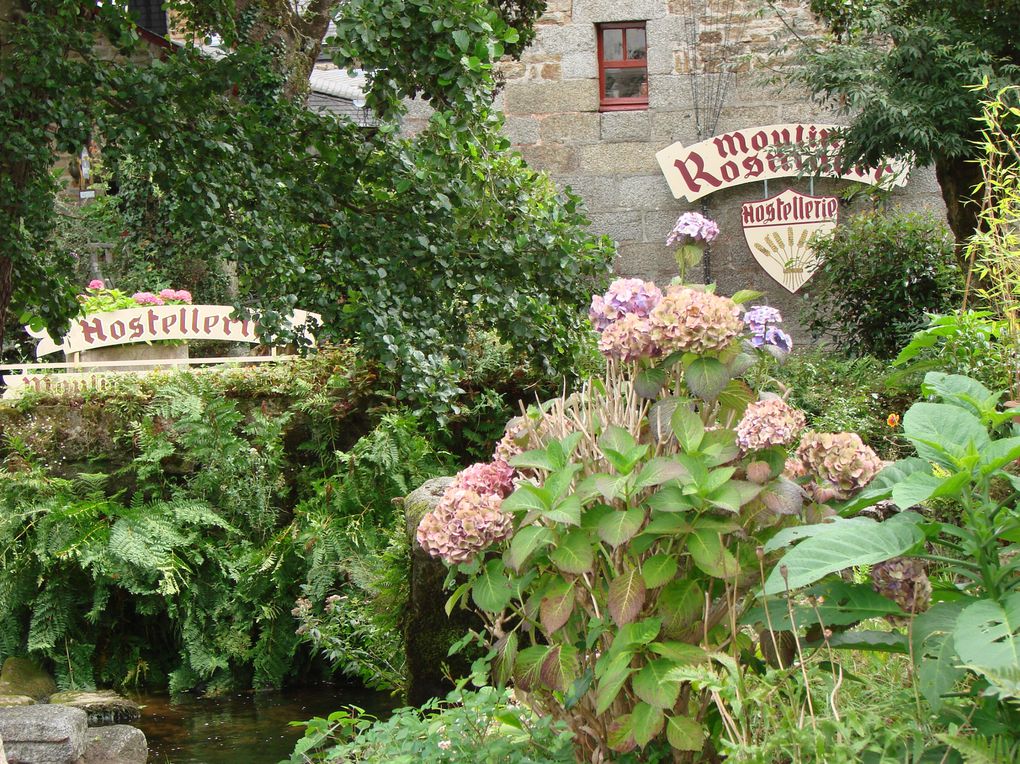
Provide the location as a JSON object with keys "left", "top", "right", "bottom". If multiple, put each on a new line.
{"left": 589, "top": 278, "right": 663, "bottom": 332}
{"left": 744, "top": 305, "right": 793, "bottom": 352}
{"left": 666, "top": 212, "right": 720, "bottom": 247}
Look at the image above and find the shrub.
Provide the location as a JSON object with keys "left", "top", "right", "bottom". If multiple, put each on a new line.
{"left": 417, "top": 278, "right": 885, "bottom": 761}
{"left": 800, "top": 210, "right": 961, "bottom": 358}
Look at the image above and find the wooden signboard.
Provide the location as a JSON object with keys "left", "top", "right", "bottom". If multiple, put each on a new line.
{"left": 27, "top": 305, "right": 320, "bottom": 357}
{"left": 655, "top": 123, "right": 909, "bottom": 202}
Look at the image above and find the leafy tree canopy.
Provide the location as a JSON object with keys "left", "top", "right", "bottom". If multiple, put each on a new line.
{"left": 0, "top": 0, "right": 610, "bottom": 411}
{"left": 777, "top": 0, "right": 1020, "bottom": 244}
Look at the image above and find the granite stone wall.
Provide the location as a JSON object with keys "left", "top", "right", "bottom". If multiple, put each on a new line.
{"left": 492, "top": 0, "right": 948, "bottom": 337}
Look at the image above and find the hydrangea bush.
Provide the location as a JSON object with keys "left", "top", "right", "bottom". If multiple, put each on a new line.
{"left": 417, "top": 272, "right": 884, "bottom": 760}
{"left": 79, "top": 280, "right": 193, "bottom": 313}
{"left": 667, "top": 211, "right": 719, "bottom": 281}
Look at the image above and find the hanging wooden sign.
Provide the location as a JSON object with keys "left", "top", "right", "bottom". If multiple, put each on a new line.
{"left": 655, "top": 123, "right": 909, "bottom": 202}
{"left": 27, "top": 305, "right": 321, "bottom": 358}
{"left": 741, "top": 189, "right": 838, "bottom": 293}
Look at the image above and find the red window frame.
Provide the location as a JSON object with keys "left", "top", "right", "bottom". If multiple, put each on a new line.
{"left": 597, "top": 22, "right": 648, "bottom": 112}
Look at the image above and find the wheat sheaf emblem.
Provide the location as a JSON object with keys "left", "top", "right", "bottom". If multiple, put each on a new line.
{"left": 753, "top": 226, "right": 816, "bottom": 290}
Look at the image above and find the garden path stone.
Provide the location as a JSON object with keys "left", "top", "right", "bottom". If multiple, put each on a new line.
{"left": 0, "top": 705, "right": 87, "bottom": 764}
{"left": 82, "top": 724, "right": 147, "bottom": 763}
{"left": 0, "top": 659, "right": 57, "bottom": 701}
{"left": 48, "top": 691, "right": 141, "bottom": 726}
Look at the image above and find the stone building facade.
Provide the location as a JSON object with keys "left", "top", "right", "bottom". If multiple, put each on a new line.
{"left": 490, "top": 0, "right": 947, "bottom": 332}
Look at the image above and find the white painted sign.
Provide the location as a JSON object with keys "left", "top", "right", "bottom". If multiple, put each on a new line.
{"left": 741, "top": 189, "right": 838, "bottom": 293}
{"left": 28, "top": 305, "right": 321, "bottom": 358}
{"left": 656, "top": 123, "right": 909, "bottom": 202}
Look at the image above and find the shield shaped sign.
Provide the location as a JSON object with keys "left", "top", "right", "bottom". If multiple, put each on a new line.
{"left": 741, "top": 189, "right": 839, "bottom": 293}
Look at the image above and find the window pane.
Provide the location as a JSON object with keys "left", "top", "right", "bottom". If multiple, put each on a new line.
{"left": 626, "top": 29, "right": 647, "bottom": 60}
{"left": 602, "top": 28, "right": 623, "bottom": 61}
{"left": 603, "top": 67, "right": 648, "bottom": 100}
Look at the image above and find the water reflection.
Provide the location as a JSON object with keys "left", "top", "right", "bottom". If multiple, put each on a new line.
{"left": 132, "top": 686, "right": 394, "bottom": 763}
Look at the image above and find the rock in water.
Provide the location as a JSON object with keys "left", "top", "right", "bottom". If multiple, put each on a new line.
{"left": 0, "top": 659, "right": 57, "bottom": 702}
{"left": 0, "top": 705, "right": 87, "bottom": 764}
{"left": 0, "top": 698, "right": 33, "bottom": 709}
{"left": 83, "top": 724, "right": 147, "bottom": 763}
{"left": 48, "top": 691, "right": 141, "bottom": 726}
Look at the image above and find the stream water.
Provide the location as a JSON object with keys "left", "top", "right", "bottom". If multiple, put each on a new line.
{"left": 131, "top": 686, "right": 395, "bottom": 763}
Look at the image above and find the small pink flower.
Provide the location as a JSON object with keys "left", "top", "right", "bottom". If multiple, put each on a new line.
{"left": 88, "top": 279, "right": 105, "bottom": 290}
{"left": 173, "top": 289, "right": 193, "bottom": 303}
{"left": 159, "top": 289, "right": 177, "bottom": 300}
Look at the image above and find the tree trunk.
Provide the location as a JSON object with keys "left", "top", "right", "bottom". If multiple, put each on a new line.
{"left": 935, "top": 154, "right": 984, "bottom": 259}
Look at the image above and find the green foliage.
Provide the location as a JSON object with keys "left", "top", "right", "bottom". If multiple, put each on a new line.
{"left": 0, "top": 362, "right": 452, "bottom": 695}
{"left": 434, "top": 288, "right": 872, "bottom": 761}
{"left": 3, "top": 1, "right": 611, "bottom": 413}
{"left": 766, "top": 372, "right": 1020, "bottom": 758}
{"left": 800, "top": 211, "right": 961, "bottom": 358}
{"left": 776, "top": 1, "right": 1020, "bottom": 241}
{"left": 284, "top": 684, "right": 574, "bottom": 764}
{"left": 891, "top": 311, "right": 1015, "bottom": 396}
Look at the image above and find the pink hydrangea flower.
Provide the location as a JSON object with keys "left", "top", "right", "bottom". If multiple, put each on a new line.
{"left": 736, "top": 398, "right": 807, "bottom": 451}
{"left": 452, "top": 460, "right": 517, "bottom": 498}
{"left": 416, "top": 487, "right": 513, "bottom": 565}
{"left": 133, "top": 292, "right": 165, "bottom": 306}
{"left": 159, "top": 289, "right": 177, "bottom": 300}
{"left": 648, "top": 285, "right": 743, "bottom": 354}
{"left": 597, "top": 313, "right": 659, "bottom": 362}
{"left": 87, "top": 279, "right": 105, "bottom": 290}
{"left": 173, "top": 289, "right": 193, "bottom": 303}
{"left": 796, "top": 432, "right": 883, "bottom": 500}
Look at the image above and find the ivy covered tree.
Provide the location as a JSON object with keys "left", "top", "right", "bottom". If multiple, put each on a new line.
{"left": 777, "top": 0, "right": 1020, "bottom": 246}
{"left": 1, "top": 1, "right": 611, "bottom": 406}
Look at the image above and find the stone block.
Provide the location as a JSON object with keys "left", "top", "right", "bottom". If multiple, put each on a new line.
{"left": 644, "top": 209, "right": 682, "bottom": 241}
{"left": 588, "top": 211, "right": 644, "bottom": 242}
{"left": 614, "top": 241, "right": 677, "bottom": 283}
{"left": 577, "top": 142, "right": 659, "bottom": 175}
{"left": 503, "top": 116, "right": 540, "bottom": 146}
{"left": 600, "top": 111, "right": 651, "bottom": 143}
{"left": 556, "top": 175, "right": 620, "bottom": 213}
{"left": 531, "top": 24, "right": 597, "bottom": 57}
{"left": 572, "top": 0, "right": 665, "bottom": 23}
{"left": 561, "top": 52, "right": 598, "bottom": 80}
{"left": 0, "top": 706, "right": 87, "bottom": 764}
{"left": 540, "top": 112, "right": 601, "bottom": 145}
{"left": 618, "top": 175, "right": 676, "bottom": 211}
{"left": 519, "top": 143, "right": 578, "bottom": 174}
{"left": 403, "top": 478, "right": 481, "bottom": 707}
{"left": 648, "top": 76, "right": 696, "bottom": 113}
{"left": 504, "top": 80, "right": 599, "bottom": 114}
{"left": 82, "top": 725, "right": 147, "bottom": 764}
{"left": 48, "top": 691, "right": 141, "bottom": 727}
{"left": 0, "top": 659, "right": 56, "bottom": 702}
{"left": 650, "top": 111, "right": 699, "bottom": 147}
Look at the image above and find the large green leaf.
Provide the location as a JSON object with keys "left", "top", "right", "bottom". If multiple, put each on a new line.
{"left": 671, "top": 407, "right": 704, "bottom": 452}
{"left": 514, "top": 645, "right": 552, "bottom": 691}
{"left": 595, "top": 653, "right": 633, "bottom": 714}
{"left": 837, "top": 457, "right": 931, "bottom": 514}
{"left": 921, "top": 372, "right": 997, "bottom": 418}
{"left": 689, "top": 529, "right": 740, "bottom": 579}
{"left": 645, "top": 485, "right": 695, "bottom": 513}
{"left": 913, "top": 600, "right": 969, "bottom": 710}
{"left": 501, "top": 484, "right": 550, "bottom": 514}
{"left": 632, "top": 658, "right": 681, "bottom": 708}
{"left": 540, "top": 643, "right": 579, "bottom": 692}
{"left": 902, "top": 402, "right": 990, "bottom": 468}
{"left": 642, "top": 554, "right": 678, "bottom": 588}
{"left": 540, "top": 578, "right": 575, "bottom": 634}
{"left": 658, "top": 579, "right": 702, "bottom": 638}
{"left": 631, "top": 701, "right": 665, "bottom": 747}
{"left": 549, "top": 528, "right": 594, "bottom": 574}
{"left": 608, "top": 567, "right": 647, "bottom": 626}
{"left": 597, "top": 507, "right": 645, "bottom": 547}
{"left": 544, "top": 494, "right": 582, "bottom": 526}
{"left": 633, "top": 457, "right": 690, "bottom": 492}
{"left": 606, "top": 618, "right": 662, "bottom": 659}
{"left": 744, "top": 582, "right": 904, "bottom": 630}
{"left": 666, "top": 715, "right": 705, "bottom": 752}
{"left": 471, "top": 559, "right": 513, "bottom": 612}
{"left": 685, "top": 357, "right": 730, "bottom": 400}
{"left": 953, "top": 594, "right": 1020, "bottom": 672}
{"left": 891, "top": 470, "right": 969, "bottom": 509}
{"left": 763, "top": 513, "right": 924, "bottom": 595}
{"left": 507, "top": 525, "right": 552, "bottom": 571}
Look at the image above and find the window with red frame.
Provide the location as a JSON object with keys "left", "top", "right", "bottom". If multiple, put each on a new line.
{"left": 597, "top": 22, "right": 648, "bottom": 111}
